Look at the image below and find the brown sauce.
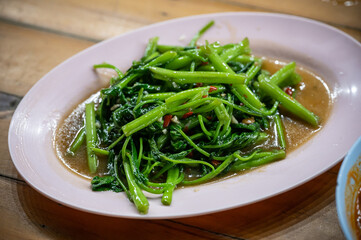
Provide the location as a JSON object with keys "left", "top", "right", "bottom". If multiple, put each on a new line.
{"left": 55, "top": 94, "right": 109, "bottom": 179}
{"left": 347, "top": 155, "right": 361, "bottom": 239}
{"left": 355, "top": 186, "right": 361, "bottom": 239}
{"left": 54, "top": 58, "right": 332, "bottom": 179}
{"left": 262, "top": 59, "right": 332, "bottom": 152}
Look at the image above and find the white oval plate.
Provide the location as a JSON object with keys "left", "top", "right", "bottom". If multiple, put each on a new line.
{"left": 8, "top": 12, "right": 361, "bottom": 219}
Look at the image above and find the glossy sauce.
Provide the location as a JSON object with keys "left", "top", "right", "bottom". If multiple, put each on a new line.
{"left": 347, "top": 155, "right": 361, "bottom": 239}
{"left": 355, "top": 186, "right": 361, "bottom": 239}
{"left": 262, "top": 59, "right": 332, "bottom": 152}
{"left": 54, "top": 58, "right": 332, "bottom": 179}
{"left": 55, "top": 94, "right": 109, "bottom": 179}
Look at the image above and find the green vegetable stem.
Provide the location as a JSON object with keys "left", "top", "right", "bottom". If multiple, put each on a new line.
{"left": 65, "top": 20, "right": 322, "bottom": 214}
{"left": 85, "top": 102, "right": 98, "bottom": 174}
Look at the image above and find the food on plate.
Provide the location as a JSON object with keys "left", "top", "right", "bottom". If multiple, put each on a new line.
{"left": 354, "top": 185, "right": 361, "bottom": 238}
{"left": 55, "top": 21, "right": 331, "bottom": 214}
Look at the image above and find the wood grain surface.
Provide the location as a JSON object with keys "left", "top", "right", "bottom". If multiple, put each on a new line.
{"left": 1, "top": 0, "right": 360, "bottom": 239}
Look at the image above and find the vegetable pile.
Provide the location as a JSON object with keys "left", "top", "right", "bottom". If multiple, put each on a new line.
{"left": 67, "top": 21, "right": 319, "bottom": 214}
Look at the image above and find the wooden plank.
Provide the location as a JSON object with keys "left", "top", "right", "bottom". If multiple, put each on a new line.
{"left": 0, "top": 178, "right": 229, "bottom": 240}
{"left": 175, "top": 164, "right": 344, "bottom": 239}
{"left": 338, "top": 26, "right": 361, "bottom": 43}
{"left": 0, "top": 0, "right": 252, "bottom": 41}
{"left": 223, "top": 0, "right": 361, "bottom": 30}
{"left": 0, "top": 116, "right": 20, "bottom": 180}
{"left": 1, "top": 0, "right": 360, "bottom": 43}
{"left": 0, "top": 179, "right": 46, "bottom": 240}
{"left": 0, "top": 21, "right": 94, "bottom": 97}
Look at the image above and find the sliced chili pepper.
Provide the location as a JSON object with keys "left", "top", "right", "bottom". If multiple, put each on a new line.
{"left": 209, "top": 86, "right": 217, "bottom": 93}
{"left": 163, "top": 114, "right": 173, "bottom": 128}
{"left": 285, "top": 87, "right": 293, "bottom": 96}
{"left": 202, "top": 95, "right": 208, "bottom": 98}
{"left": 196, "top": 82, "right": 203, "bottom": 87}
{"left": 211, "top": 160, "right": 222, "bottom": 166}
{"left": 201, "top": 61, "right": 209, "bottom": 66}
{"left": 182, "top": 111, "right": 194, "bottom": 119}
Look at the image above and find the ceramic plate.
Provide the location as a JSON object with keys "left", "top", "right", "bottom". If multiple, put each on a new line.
{"left": 8, "top": 12, "right": 361, "bottom": 219}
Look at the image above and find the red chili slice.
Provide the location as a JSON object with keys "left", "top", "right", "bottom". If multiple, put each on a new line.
{"left": 196, "top": 82, "right": 203, "bottom": 88}
{"left": 209, "top": 86, "right": 217, "bottom": 93}
{"left": 182, "top": 111, "right": 194, "bottom": 119}
{"left": 202, "top": 95, "right": 208, "bottom": 98}
{"left": 211, "top": 160, "right": 222, "bottom": 166}
{"left": 163, "top": 115, "right": 172, "bottom": 128}
{"left": 285, "top": 87, "right": 293, "bottom": 96}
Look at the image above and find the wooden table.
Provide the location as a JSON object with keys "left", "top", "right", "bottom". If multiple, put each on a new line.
{"left": 1, "top": 1, "right": 360, "bottom": 239}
